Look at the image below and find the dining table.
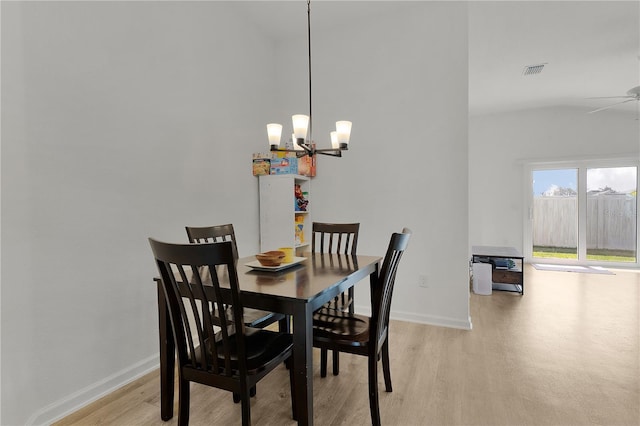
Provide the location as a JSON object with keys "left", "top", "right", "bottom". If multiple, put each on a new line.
{"left": 154, "top": 251, "right": 382, "bottom": 426}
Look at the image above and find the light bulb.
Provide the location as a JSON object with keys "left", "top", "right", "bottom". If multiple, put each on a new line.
{"left": 330, "top": 131, "right": 339, "bottom": 149}
{"left": 336, "top": 121, "right": 352, "bottom": 147}
{"left": 267, "top": 123, "right": 283, "bottom": 147}
{"left": 292, "top": 115, "right": 309, "bottom": 140}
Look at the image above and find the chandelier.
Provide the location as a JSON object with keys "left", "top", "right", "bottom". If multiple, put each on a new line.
{"left": 266, "top": 0, "right": 352, "bottom": 158}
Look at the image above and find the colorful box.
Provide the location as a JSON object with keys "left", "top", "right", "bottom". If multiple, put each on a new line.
{"left": 298, "top": 155, "right": 316, "bottom": 177}
{"left": 294, "top": 184, "right": 309, "bottom": 211}
{"left": 295, "top": 215, "right": 305, "bottom": 244}
{"left": 252, "top": 158, "right": 271, "bottom": 176}
{"left": 252, "top": 149, "right": 316, "bottom": 176}
{"left": 270, "top": 157, "right": 298, "bottom": 175}
{"left": 252, "top": 153, "right": 272, "bottom": 176}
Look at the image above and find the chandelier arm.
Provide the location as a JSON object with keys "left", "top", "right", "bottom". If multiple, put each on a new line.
{"left": 270, "top": 147, "right": 311, "bottom": 155}
{"left": 315, "top": 149, "right": 342, "bottom": 158}
{"left": 270, "top": 146, "right": 342, "bottom": 158}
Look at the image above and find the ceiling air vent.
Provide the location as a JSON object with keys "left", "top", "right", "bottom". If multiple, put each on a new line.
{"left": 522, "top": 63, "right": 547, "bottom": 76}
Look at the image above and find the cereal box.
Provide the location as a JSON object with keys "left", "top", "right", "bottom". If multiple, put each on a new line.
{"left": 270, "top": 157, "right": 298, "bottom": 175}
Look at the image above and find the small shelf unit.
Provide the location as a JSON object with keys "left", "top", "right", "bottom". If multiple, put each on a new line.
{"left": 259, "top": 174, "right": 311, "bottom": 254}
{"left": 471, "top": 245, "right": 524, "bottom": 295}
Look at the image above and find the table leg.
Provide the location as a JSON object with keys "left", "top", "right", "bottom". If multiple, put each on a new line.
{"left": 292, "top": 302, "right": 314, "bottom": 425}
{"left": 157, "top": 281, "right": 175, "bottom": 421}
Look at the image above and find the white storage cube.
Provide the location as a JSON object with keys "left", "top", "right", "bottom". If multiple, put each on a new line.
{"left": 472, "top": 262, "right": 492, "bottom": 295}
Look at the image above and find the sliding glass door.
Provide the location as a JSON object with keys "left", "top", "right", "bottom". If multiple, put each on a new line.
{"left": 586, "top": 167, "right": 637, "bottom": 263}
{"left": 532, "top": 169, "right": 578, "bottom": 259}
{"left": 526, "top": 161, "right": 638, "bottom": 266}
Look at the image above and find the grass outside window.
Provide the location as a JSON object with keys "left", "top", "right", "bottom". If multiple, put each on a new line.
{"left": 533, "top": 246, "right": 635, "bottom": 262}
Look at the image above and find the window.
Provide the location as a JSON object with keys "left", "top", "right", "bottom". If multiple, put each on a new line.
{"left": 532, "top": 168, "right": 578, "bottom": 260}
{"left": 586, "top": 167, "right": 637, "bottom": 263}
{"left": 525, "top": 160, "right": 638, "bottom": 267}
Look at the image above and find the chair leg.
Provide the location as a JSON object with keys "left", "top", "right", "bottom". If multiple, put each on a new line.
{"left": 235, "top": 385, "right": 257, "bottom": 401}
{"left": 287, "top": 358, "right": 298, "bottom": 421}
{"left": 177, "top": 377, "right": 190, "bottom": 426}
{"left": 368, "top": 355, "right": 381, "bottom": 426}
{"left": 240, "top": 386, "right": 251, "bottom": 426}
{"left": 332, "top": 350, "right": 340, "bottom": 376}
{"left": 382, "top": 340, "right": 392, "bottom": 392}
{"left": 279, "top": 315, "right": 291, "bottom": 333}
{"left": 320, "top": 348, "right": 328, "bottom": 378}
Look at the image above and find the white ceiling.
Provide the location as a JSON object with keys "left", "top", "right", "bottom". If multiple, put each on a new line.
{"left": 468, "top": 1, "right": 639, "bottom": 115}
{"left": 233, "top": 1, "right": 640, "bottom": 116}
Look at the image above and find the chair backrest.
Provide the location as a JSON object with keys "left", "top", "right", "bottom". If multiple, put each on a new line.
{"left": 185, "top": 224, "right": 239, "bottom": 260}
{"left": 149, "top": 238, "right": 248, "bottom": 377}
{"left": 370, "top": 228, "right": 411, "bottom": 352}
{"left": 312, "top": 222, "right": 360, "bottom": 255}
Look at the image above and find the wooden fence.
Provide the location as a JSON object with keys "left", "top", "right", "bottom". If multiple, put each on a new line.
{"left": 533, "top": 196, "right": 637, "bottom": 250}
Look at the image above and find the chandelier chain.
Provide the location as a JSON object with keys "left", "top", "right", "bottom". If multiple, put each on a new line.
{"left": 307, "top": 0, "right": 312, "bottom": 142}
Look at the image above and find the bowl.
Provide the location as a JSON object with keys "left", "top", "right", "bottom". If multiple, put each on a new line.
{"left": 256, "top": 250, "right": 286, "bottom": 267}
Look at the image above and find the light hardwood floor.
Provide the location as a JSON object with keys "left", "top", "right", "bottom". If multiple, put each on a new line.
{"left": 55, "top": 265, "right": 639, "bottom": 425}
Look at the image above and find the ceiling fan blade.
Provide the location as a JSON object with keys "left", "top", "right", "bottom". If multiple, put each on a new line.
{"left": 588, "top": 98, "right": 637, "bottom": 114}
{"left": 586, "top": 95, "right": 635, "bottom": 100}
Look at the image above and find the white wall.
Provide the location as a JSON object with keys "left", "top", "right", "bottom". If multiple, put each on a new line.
{"left": 275, "top": 2, "right": 470, "bottom": 327}
{"left": 469, "top": 107, "right": 639, "bottom": 251}
{"left": 1, "top": 2, "right": 277, "bottom": 424}
{"left": 1, "top": 1, "right": 470, "bottom": 424}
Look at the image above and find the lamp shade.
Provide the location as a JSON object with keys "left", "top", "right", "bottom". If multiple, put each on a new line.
{"left": 292, "top": 115, "right": 309, "bottom": 140}
{"left": 330, "top": 131, "right": 339, "bottom": 149}
{"left": 336, "top": 121, "right": 352, "bottom": 145}
{"left": 267, "top": 123, "right": 283, "bottom": 147}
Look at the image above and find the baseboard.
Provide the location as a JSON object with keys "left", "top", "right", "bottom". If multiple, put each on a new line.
{"left": 355, "top": 305, "right": 473, "bottom": 330}
{"left": 26, "top": 355, "right": 158, "bottom": 426}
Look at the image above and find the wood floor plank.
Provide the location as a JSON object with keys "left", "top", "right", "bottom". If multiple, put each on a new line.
{"left": 54, "top": 265, "right": 640, "bottom": 425}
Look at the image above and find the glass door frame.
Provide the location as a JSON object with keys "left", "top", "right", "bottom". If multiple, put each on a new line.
{"left": 523, "top": 157, "right": 639, "bottom": 269}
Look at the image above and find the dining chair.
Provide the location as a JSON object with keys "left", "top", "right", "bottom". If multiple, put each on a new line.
{"left": 311, "top": 222, "right": 360, "bottom": 376}
{"left": 312, "top": 228, "right": 411, "bottom": 426}
{"left": 149, "top": 238, "right": 296, "bottom": 426}
{"left": 186, "top": 224, "right": 290, "bottom": 333}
